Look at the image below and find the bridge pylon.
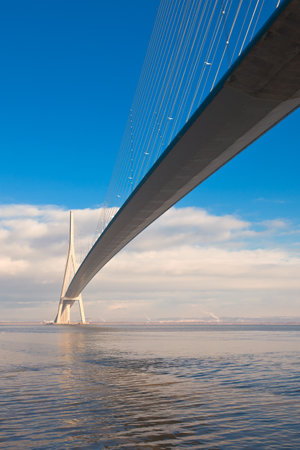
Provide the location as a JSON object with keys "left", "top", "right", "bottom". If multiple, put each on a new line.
{"left": 54, "top": 211, "right": 86, "bottom": 325}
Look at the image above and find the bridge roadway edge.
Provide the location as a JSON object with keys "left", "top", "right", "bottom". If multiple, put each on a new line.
{"left": 66, "top": 0, "right": 300, "bottom": 299}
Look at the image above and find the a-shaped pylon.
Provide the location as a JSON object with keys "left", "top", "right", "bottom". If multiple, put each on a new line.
{"left": 54, "top": 211, "right": 86, "bottom": 324}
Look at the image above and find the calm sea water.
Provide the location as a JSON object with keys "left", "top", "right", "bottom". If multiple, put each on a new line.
{"left": 0, "top": 324, "right": 299, "bottom": 449}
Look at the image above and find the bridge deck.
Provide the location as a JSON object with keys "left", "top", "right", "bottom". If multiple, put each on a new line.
{"left": 66, "top": 0, "right": 300, "bottom": 299}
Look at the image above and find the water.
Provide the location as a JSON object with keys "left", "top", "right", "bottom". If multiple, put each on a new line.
{"left": 0, "top": 324, "right": 299, "bottom": 449}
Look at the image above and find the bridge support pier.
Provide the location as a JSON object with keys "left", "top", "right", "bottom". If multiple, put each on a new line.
{"left": 55, "top": 296, "right": 85, "bottom": 324}
{"left": 54, "top": 211, "right": 86, "bottom": 325}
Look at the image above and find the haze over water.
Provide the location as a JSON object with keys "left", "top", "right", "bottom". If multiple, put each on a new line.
{"left": 0, "top": 324, "right": 299, "bottom": 448}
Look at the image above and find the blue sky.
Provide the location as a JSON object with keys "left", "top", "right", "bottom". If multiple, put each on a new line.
{"left": 0, "top": 0, "right": 299, "bottom": 322}
{"left": 0, "top": 0, "right": 160, "bottom": 206}
{"left": 0, "top": 0, "right": 298, "bottom": 218}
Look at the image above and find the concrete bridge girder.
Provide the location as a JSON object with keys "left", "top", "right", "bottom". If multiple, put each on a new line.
{"left": 63, "top": 0, "right": 300, "bottom": 301}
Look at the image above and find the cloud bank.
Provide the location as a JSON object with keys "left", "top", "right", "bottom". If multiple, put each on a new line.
{"left": 0, "top": 204, "right": 299, "bottom": 322}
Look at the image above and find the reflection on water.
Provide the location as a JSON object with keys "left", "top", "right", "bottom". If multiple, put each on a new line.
{"left": 0, "top": 324, "right": 299, "bottom": 448}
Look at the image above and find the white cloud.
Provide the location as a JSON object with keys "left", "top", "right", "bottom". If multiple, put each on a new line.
{"left": 0, "top": 204, "right": 299, "bottom": 322}
{"left": 130, "top": 207, "right": 251, "bottom": 250}
{"left": 0, "top": 257, "right": 28, "bottom": 275}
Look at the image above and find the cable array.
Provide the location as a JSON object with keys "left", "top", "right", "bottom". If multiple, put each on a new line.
{"left": 88, "top": 0, "right": 280, "bottom": 252}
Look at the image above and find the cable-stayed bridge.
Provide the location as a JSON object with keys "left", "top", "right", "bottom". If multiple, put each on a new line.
{"left": 55, "top": 0, "right": 300, "bottom": 324}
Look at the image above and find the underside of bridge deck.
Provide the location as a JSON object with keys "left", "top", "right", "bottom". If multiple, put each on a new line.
{"left": 65, "top": 0, "right": 300, "bottom": 299}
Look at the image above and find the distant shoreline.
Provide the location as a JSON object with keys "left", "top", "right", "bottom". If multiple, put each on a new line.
{"left": 1, "top": 320, "right": 300, "bottom": 326}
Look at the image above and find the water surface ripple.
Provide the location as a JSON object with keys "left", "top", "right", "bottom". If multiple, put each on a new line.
{"left": 0, "top": 324, "right": 299, "bottom": 448}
